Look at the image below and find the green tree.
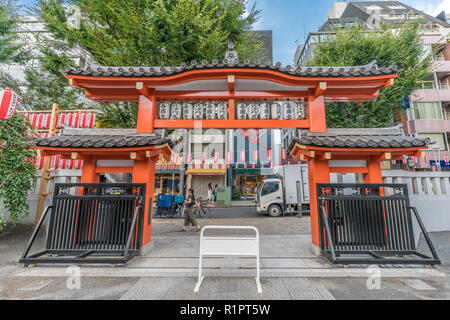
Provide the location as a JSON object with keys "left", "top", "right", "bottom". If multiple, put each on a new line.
{"left": 306, "top": 22, "right": 435, "bottom": 128}
{"left": 0, "top": 114, "right": 37, "bottom": 230}
{"left": 27, "top": 0, "right": 262, "bottom": 126}
{"left": 0, "top": 1, "right": 36, "bottom": 229}
{"left": 0, "top": 0, "right": 30, "bottom": 93}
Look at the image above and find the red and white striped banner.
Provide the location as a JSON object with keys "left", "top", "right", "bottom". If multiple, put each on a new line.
{"left": 253, "top": 150, "right": 259, "bottom": 162}
{"left": 240, "top": 151, "right": 245, "bottom": 163}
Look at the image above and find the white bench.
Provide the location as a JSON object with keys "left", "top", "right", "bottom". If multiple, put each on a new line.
{"left": 194, "top": 226, "right": 262, "bottom": 294}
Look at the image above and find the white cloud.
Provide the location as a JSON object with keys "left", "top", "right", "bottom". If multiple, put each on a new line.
{"left": 431, "top": 0, "right": 450, "bottom": 15}
{"left": 413, "top": 0, "right": 450, "bottom": 15}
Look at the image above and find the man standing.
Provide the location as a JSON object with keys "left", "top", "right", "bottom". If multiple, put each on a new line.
{"left": 181, "top": 188, "right": 201, "bottom": 232}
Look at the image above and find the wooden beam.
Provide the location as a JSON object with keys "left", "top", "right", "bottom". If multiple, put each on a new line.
{"left": 95, "top": 167, "right": 134, "bottom": 173}
{"left": 228, "top": 75, "right": 235, "bottom": 96}
{"left": 313, "top": 82, "right": 327, "bottom": 97}
{"left": 330, "top": 167, "right": 369, "bottom": 174}
{"left": 321, "top": 152, "right": 331, "bottom": 160}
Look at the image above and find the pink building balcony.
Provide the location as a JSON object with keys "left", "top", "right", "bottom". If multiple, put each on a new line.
{"left": 432, "top": 60, "right": 450, "bottom": 73}
{"left": 408, "top": 120, "right": 450, "bottom": 134}
{"left": 411, "top": 88, "right": 450, "bottom": 102}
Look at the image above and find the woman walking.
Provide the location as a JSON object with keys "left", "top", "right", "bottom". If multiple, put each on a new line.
{"left": 213, "top": 184, "right": 218, "bottom": 203}
{"left": 181, "top": 188, "right": 201, "bottom": 232}
{"left": 207, "top": 183, "right": 213, "bottom": 203}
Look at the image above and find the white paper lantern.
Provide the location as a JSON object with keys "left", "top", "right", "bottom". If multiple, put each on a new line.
{"left": 271, "top": 102, "right": 281, "bottom": 119}
{"left": 295, "top": 101, "right": 306, "bottom": 119}
{"left": 170, "top": 103, "right": 182, "bottom": 119}
{"left": 193, "top": 103, "right": 204, "bottom": 119}
{"left": 159, "top": 102, "right": 171, "bottom": 119}
{"left": 183, "top": 103, "right": 193, "bottom": 119}
{"left": 247, "top": 103, "right": 260, "bottom": 120}
{"left": 217, "top": 102, "right": 228, "bottom": 120}
{"left": 237, "top": 103, "right": 247, "bottom": 120}
{"left": 205, "top": 102, "right": 216, "bottom": 120}
{"left": 259, "top": 103, "right": 271, "bottom": 119}
{"left": 283, "top": 101, "right": 296, "bottom": 120}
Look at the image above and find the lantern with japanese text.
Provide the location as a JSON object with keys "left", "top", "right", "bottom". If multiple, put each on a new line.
{"left": 0, "top": 89, "right": 19, "bottom": 120}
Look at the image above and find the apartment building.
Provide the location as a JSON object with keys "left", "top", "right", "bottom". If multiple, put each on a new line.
{"left": 294, "top": 1, "right": 450, "bottom": 170}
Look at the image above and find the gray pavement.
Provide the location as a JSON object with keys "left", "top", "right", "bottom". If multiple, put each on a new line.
{"left": 1, "top": 208, "right": 449, "bottom": 300}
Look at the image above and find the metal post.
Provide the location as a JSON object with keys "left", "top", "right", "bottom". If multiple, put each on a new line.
{"left": 296, "top": 180, "right": 303, "bottom": 218}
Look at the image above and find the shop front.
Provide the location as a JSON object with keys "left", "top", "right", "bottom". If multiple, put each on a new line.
{"left": 186, "top": 168, "right": 226, "bottom": 201}
{"left": 233, "top": 167, "right": 273, "bottom": 199}
{"left": 154, "top": 168, "right": 180, "bottom": 197}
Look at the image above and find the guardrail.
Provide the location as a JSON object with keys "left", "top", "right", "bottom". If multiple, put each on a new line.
{"left": 20, "top": 183, "right": 146, "bottom": 265}
{"left": 318, "top": 183, "right": 440, "bottom": 265}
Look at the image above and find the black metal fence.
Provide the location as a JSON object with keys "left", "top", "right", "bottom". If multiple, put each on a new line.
{"left": 20, "top": 183, "right": 146, "bottom": 265}
{"left": 317, "top": 184, "right": 440, "bottom": 265}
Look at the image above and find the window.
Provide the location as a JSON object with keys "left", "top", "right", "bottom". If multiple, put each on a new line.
{"left": 418, "top": 133, "right": 448, "bottom": 151}
{"left": 261, "top": 182, "right": 279, "bottom": 196}
{"left": 412, "top": 102, "right": 443, "bottom": 120}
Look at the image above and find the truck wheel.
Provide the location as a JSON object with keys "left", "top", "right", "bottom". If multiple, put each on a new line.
{"left": 268, "top": 204, "right": 282, "bottom": 217}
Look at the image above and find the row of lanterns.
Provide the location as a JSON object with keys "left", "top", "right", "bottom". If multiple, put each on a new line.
{"left": 237, "top": 101, "right": 306, "bottom": 120}
{"left": 165, "top": 149, "right": 287, "bottom": 165}
{"left": 158, "top": 101, "right": 306, "bottom": 120}
{"left": 159, "top": 102, "right": 228, "bottom": 120}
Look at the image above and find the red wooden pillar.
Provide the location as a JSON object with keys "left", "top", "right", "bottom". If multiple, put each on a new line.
{"left": 308, "top": 158, "right": 330, "bottom": 247}
{"left": 80, "top": 156, "right": 98, "bottom": 183}
{"left": 136, "top": 89, "right": 158, "bottom": 133}
{"left": 308, "top": 95, "right": 326, "bottom": 133}
{"left": 364, "top": 157, "right": 383, "bottom": 184}
{"left": 132, "top": 157, "right": 156, "bottom": 246}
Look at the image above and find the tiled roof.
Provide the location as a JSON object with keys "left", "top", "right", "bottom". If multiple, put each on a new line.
{"left": 65, "top": 57, "right": 398, "bottom": 79}
{"left": 33, "top": 128, "right": 172, "bottom": 149}
{"left": 288, "top": 126, "right": 432, "bottom": 150}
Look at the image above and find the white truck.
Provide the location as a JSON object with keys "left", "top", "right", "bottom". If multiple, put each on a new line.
{"left": 255, "top": 164, "right": 309, "bottom": 217}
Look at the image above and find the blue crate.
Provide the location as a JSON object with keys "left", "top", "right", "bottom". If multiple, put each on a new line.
{"left": 157, "top": 194, "right": 174, "bottom": 208}
{"left": 174, "top": 195, "right": 184, "bottom": 204}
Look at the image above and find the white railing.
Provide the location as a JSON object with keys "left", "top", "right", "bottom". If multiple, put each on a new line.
{"left": 382, "top": 170, "right": 450, "bottom": 196}
{"left": 382, "top": 170, "right": 450, "bottom": 239}
{"left": 194, "top": 226, "right": 261, "bottom": 294}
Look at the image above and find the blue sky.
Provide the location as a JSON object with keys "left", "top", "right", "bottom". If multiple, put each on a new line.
{"left": 16, "top": 0, "right": 450, "bottom": 65}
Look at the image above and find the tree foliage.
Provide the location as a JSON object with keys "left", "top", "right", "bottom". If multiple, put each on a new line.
{"left": 28, "top": 0, "right": 262, "bottom": 126}
{"left": 0, "top": 114, "right": 37, "bottom": 230}
{"left": 0, "top": 0, "right": 26, "bottom": 64}
{"left": 306, "top": 22, "right": 435, "bottom": 128}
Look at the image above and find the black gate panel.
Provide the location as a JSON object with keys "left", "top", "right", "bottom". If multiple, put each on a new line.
{"left": 317, "top": 184, "right": 440, "bottom": 265}
{"left": 20, "top": 183, "right": 146, "bottom": 265}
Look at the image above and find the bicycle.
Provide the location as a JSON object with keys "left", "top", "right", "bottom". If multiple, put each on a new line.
{"left": 194, "top": 198, "right": 211, "bottom": 219}
{"left": 179, "top": 198, "right": 211, "bottom": 219}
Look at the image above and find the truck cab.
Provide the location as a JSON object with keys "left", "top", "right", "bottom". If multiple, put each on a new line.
{"left": 255, "top": 165, "right": 309, "bottom": 217}
{"left": 255, "top": 178, "right": 284, "bottom": 216}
